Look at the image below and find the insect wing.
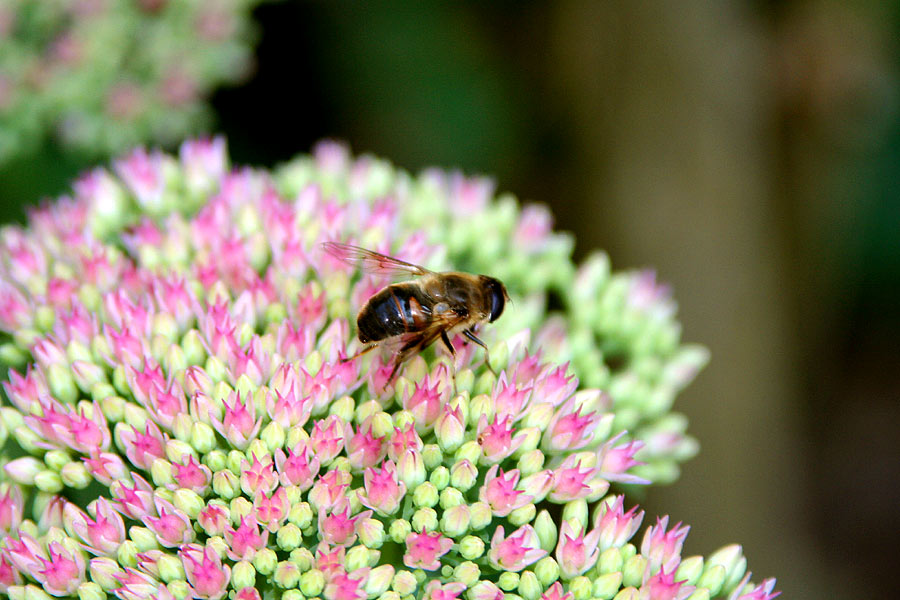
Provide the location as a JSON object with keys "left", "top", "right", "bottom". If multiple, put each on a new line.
{"left": 322, "top": 242, "right": 432, "bottom": 278}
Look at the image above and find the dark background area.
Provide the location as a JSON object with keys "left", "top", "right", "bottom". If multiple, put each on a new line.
{"left": 2, "top": 2, "right": 899, "bottom": 598}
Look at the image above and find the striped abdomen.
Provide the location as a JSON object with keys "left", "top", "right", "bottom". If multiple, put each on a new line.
{"left": 357, "top": 282, "right": 431, "bottom": 343}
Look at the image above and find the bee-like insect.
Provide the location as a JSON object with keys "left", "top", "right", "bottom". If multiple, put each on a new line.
{"left": 322, "top": 241, "right": 509, "bottom": 383}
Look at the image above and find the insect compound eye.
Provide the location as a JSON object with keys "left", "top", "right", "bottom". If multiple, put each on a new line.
{"left": 488, "top": 279, "right": 506, "bottom": 322}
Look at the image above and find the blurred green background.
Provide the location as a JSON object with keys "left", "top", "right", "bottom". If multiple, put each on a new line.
{"left": 2, "top": 2, "right": 899, "bottom": 598}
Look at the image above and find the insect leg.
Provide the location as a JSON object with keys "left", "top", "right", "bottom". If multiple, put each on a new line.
{"left": 342, "top": 343, "right": 378, "bottom": 363}
{"left": 386, "top": 335, "right": 429, "bottom": 386}
{"left": 463, "top": 329, "right": 496, "bottom": 376}
{"left": 440, "top": 330, "right": 456, "bottom": 356}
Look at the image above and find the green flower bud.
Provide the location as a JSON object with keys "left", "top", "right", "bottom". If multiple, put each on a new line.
{"left": 182, "top": 330, "right": 207, "bottom": 366}
{"left": 534, "top": 557, "right": 560, "bottom": 586}
{"left": 275, "top": 561, "right": 302, "bottom": 589}
{"left": 619, "top": 543, "right": 637, "bottom": 562}
{"left": 203, "top": 450, "right": 227, "bottom": 472}
{"left": 277, "top": 523, "right": 303, "bottom": 551}
{"left": 440, "top": 487, "right": 465, "bottom": 510}
{"left": 47, "top": 363, "right": 78, "bottom": 404}
{"left": 158, "top": 553, "right": 185, "bottom": 582}
{"left": 508, "top": 503, "right": 536, "bottom": 527}
{"left": 440, "top": 505, "right": 471, "bottom": 537}
{"left": 12, "top": 426, "right": 41, "bottom": 454}
{"left": 77, "top": 582, "right": 106, "bottom": 600}
{"left": 22, "top": 583, "right": 53, "bottom": 600}
{"left": 512, "top": 428, "right": 541, "bottom": 457}
{"left": 167, "top": 581, "right": 192, "bottom": 600}
{"left": 366, "top": 565, "right": 395, "bottom": 597}
{"left": 254, "top": 547, "right": 278, "bottom": 575}
{"left": 562, "top": 499, "right": 588, "bottom": 532}
{"left": 261, "top": 421, "right": 286, "bottom": 451}
{"left": 517, "top": 571, "right": 542, "bottom": 600}
{"left": 289, "top": 502, "right": 314, "bottom": 529}
{"left": 43, "top": 450, "right": 71, "bottom": 472}
{"left": 191, "top": 422, "right": 217, "bottom": 454}
{"left": 90, "top": 382, "right": 116, "bottom": 403}
{"left": 422, "top": 444, "right": 443, "bottom": 469}
{"left": 60, "top": 462, "right": 91, "bottom": 489}
{"left": 246, "top": 439, "right": 270, "bottom": 463}
{"left": 568, "top": 576, "right": 592, "bottom": 600}
{"left": 170, "top": 414, "right": 192, "bottom": 442}
{"left": 129, "top": 526, "right": 160, "bottom": 551}
{"left": 226, "top": 449, "right": 245, "bottom": 474}
{"left": 356, "top": 400, "right": 381, "bottom": 424}
{"left": 521, "top": 403, "right": 554, "bottom": 431}
{"left": 34, "top": 470, "right": 63, "bottom": 493}
{"left": 469, "top": 394, "right": 493, "bottom": 427}
{"left": 706, "top": 544, "right": 746, "bottom": 593}
{"left": 459, "top": 535, "right": 485, "bottom": 560}
{"left": 389, "top": 519, "right": 413, "bottom": 544}
{"left": 358, "top": 517, "right": 385, "bottom": 548}
{"left": 413, "top": 482, "right": 439, "bottom": 508}
{"left": 598, "top": 547, "right": 623, "bottom": 574}
{"left": 696, "top": 565, "right": 726, "bottom": 598}
{"left": 88, "top": 557, "right": 120, "bottom": 590}
{"left": 675, "top": 556, "right": 705, "bottom": 586}
{"left": 150, "top": 458, "right": 174, "bottom": 487}
{"left": 365, "top": 411, "right": 392, "bottom": 439}
{"left": 286, "top": 425, "right": 310, "bottom": 449}
{"left": 345, "top": 545, "right": 374, "bottom": 571}
{"left": 289, "top": 548, "right": 314, "bottom": 572}
{"left": 212, "top": 470, "right": 239, "bottom": 499}
{"left": 232, "top": 561, "right": 256, "bottom": 590}
{"left": 534, "top": 510, "right": 557, "bottom": 552}
{"left": 300, "top": 569, "right": 325, "bottom": 597}
{"left": 172, "top": 489, "right": 204, "bottom": 519}
{"left": 450, "top": 460, "right": 478, "bottom": 491}
{"left": 163, "top": 344, "right": 188, "bottom": 380}
{"left": 685, "top": 591, "right": 710, "bottom": 600}
{"left": 516, "top": 450, "right": 545, "bottom": 476}
{"left": 612, "top": 588, "right": 639, "bottom": 600}
{"left": 454, "top": 440, "right": 482, "bottom": 465}
{"left": 453, "top": 562, "right": 481, "bottom": 587}
{"left": 498, "top": 572, "right": 519, "bottom": 591}
{"left": 122, "top": 403, "right": 149, "bottom": 430}
{"left": 592, "top": 572, "right": 623, "bottom": 600}
{"left": 230, "top": 497, "right": 253, "bottom": 522}
{"left": 329, "top": 395, "right": 355, "bottom": 422}
{"left": 117, "top": 540, "right": 139, "bottom": 568}
{"left": 391, "top": 570, "right": 417, "bottom": 595}
{"left": 411, "top": 507, "right": 438, "bottom": 532}
{"left": 469, "top": 501, "right": 492, "bottom": 531}
{"left": 393, "top": 410, "right": 416, "bottom": 431}
{"left": 429, "top": 466, "right": 450, "bottom": 490}
{"left": 621, "top": 555, "right": 647, "bottom": 588}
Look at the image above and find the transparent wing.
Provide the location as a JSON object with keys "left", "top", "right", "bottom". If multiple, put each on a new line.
{"left": 322, "top": 242, "right": 432, "bottom": 278}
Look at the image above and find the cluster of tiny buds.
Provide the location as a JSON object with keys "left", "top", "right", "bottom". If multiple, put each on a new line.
{"left": 0, "top": 139, "right": 777, "bottom": 599}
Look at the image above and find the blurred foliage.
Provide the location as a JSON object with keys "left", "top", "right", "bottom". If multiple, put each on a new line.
{"left": 0, "top": 0, "right": 264, "bottom": 199}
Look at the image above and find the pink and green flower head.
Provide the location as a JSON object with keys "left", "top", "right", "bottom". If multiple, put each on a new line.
{"left": 0, "top": 138, "right": 776, "bottom": 600}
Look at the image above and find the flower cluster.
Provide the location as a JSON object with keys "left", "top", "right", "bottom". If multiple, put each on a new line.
{"left": 0, "top": 0, "right": 262, "bottom": 164}
{"left": 0, "top": 139, "right": 777, "bottom": 599}
{"left": 275, "top": 149, "right": 707, "bottom": 486}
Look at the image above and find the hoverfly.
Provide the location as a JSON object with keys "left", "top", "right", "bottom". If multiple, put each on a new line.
{"left": 322, "top": 242, "right": 509, "bottom": 383}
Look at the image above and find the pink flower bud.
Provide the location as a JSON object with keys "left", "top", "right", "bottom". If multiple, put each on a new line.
{"left": 487, "top": 525, "right": 547, "bottom": 572}
{"left": 403, "top": 531, "right": 452, "bottom": 570}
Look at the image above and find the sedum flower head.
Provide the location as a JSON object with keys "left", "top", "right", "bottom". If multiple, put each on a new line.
{"left": 0, "top": 1, "right": 263, "bottom": 164}
{"left": 0, "top": 138, "right": 777, "bottom": 599}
